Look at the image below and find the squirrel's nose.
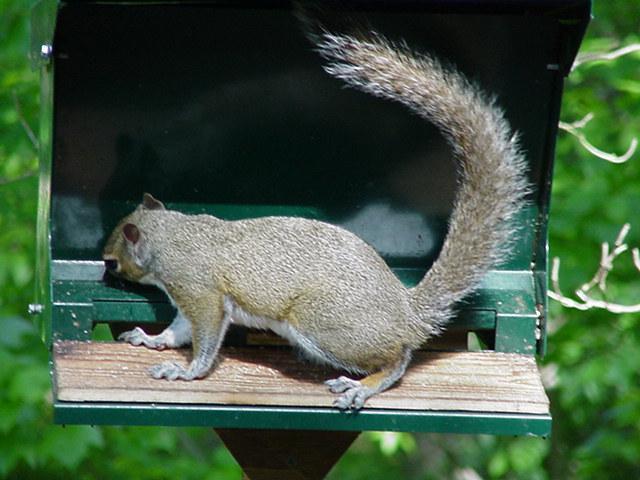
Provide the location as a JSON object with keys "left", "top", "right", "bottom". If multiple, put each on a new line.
{"left": 104, "top": 259, "right": 118, "bottom": 272}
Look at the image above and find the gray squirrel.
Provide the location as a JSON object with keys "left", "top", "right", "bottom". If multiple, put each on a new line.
{"left": 102, "top": 16, "right": 527, "bottom": 410}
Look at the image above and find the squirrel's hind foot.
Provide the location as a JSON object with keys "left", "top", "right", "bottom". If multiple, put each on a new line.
{"left": 149, "top": 361, "right": 204, "bottom": 381}
{"left": 326, "top": 376, "right": 373, "bottom": 410}
{"left": 326, "top": 348, "right": 413, "bottom": 410}
{"left": 150, "top": 361, "right": 191, "bottom": 380}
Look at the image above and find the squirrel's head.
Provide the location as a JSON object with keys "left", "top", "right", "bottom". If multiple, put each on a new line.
{"left": 102, "top": 193, "right": 165, "bottom": 282}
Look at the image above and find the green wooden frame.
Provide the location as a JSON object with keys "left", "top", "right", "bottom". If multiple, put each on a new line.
{"left": 55, "top": 403, "right": 551, "bottom": 436}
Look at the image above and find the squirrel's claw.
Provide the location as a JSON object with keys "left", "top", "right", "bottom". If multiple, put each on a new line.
{"left": 150, "top": 361, "right": 194, "bottom": 380}
{"left": 326, "top": 376, "right": 372, "bottom": 411}
{"left": 118, "top": 326, "right": 147, "bottom": 345}
{"left": 119, "top": 327, "right": 168, "bottom": 350}
{"left": 325, "top": 376, "right": 361, "bottom": 393}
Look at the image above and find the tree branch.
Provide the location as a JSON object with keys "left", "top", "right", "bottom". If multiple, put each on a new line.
{"left": 559, "top": 113, "right": 637, "bottom": 164}
{"left": 572, "top": 43, "right": 640, "bottom": 71}
{"left": 0, "top": 171, "right": 37, "bottom": 187}
{"left": 12, "top": 90, "right": 39, "bottom": 151}
{"left": 549, "top": 224, "right": 640, "bottom": 313}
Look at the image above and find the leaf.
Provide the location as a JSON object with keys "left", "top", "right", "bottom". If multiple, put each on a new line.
{"left": 38, "top": 426, "right": 104, "bottom": 469}
{"left": 8, "top": 363, "right": 50, "bottom": 404}
{"left": 488, "top": 450, "right": 509, "bottom": 478}
{"left": 0, "top": 402, "right": 21, "bottom": 434}
{"left": 0, "top": 316, "right": 35, "bottom": 348}
{"left": 612, "top": 79, "right": 640, "bottom": 96}
{"left": 508, "top": 439, "right": 548, "bottom": 473}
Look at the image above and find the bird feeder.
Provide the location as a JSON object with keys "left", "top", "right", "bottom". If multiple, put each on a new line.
{"left": 31, "top": 0, "right": 590, "bottom": 477}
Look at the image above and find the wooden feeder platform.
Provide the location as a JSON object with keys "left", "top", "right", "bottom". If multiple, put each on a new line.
{"left": 53, "top": 341, "right": 550, "bottom": 435}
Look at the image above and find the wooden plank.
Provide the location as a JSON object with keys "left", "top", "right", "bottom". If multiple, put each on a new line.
{"left": 53, "top": 341, "right": 549, "bottom": 415}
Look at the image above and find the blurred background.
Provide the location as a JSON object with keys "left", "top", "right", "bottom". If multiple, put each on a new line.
{"left": 1, "top": 1, "right": 639, "bottom": 478}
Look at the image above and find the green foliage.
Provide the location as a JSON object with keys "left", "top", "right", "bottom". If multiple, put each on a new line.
{"left": 1, "top": 0, "right": 640, "bottom": 478}
{"left": 542, "top": 1, "right": 640, "bottom": 477}
{"left": 0, "top": 0, "right": 39, "bottom": 320}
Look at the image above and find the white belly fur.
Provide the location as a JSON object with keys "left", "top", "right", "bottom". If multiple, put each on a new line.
{"left": 223, "top": 295, "right": 301, "bottom": 344}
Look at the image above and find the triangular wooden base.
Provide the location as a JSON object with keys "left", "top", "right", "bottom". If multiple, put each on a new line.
{"left": 215, "top": 428, "right": 360, "bottom": 480}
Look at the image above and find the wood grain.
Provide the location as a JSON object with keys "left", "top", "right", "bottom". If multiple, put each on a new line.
{"left": 53, "top": 341, "right": 549, "bottom": 415}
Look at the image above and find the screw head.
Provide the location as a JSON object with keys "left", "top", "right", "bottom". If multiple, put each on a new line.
{"left": 40, "top": 44, "right": 52, "bottom": 59}
{"left": 28, "top": 303, "right": 44, "bottom": 315}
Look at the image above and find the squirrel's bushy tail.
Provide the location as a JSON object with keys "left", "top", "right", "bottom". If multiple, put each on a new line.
{"left": 307, "top": 24, "right": 528, "bottom": 334}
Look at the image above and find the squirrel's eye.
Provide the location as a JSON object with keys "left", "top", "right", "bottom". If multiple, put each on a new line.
{"left": 104, "top": 259, "right": 119, "bottom": 272}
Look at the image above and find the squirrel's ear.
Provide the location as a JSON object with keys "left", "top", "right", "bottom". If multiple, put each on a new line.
{"left": 142, "top": 193, "right": 165, "bottom": 210}
{"left": 122, "top": 223, "right": 140, "bottom": 245}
